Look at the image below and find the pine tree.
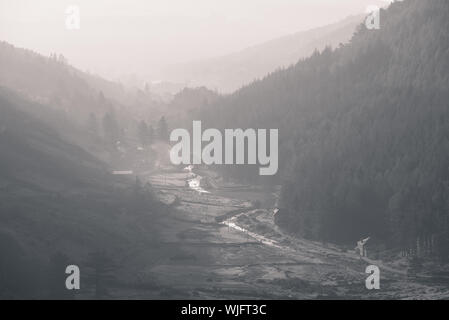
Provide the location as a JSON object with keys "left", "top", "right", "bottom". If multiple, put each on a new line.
{"left": 157, "top": 116, "right": 168, "bottom": 142}
{"left": 138, "top": 120, "right": 151, "bottom": 146}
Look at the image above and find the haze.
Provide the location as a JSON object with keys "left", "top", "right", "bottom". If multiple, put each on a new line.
{"left": 0, "top": 0, "right": 391, "bottom": 81}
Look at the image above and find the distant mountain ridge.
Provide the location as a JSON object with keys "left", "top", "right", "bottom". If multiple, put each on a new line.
{"left": 157, "top": 15, "right": 363, "bottom": 93}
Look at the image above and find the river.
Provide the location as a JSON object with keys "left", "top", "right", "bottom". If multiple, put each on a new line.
{"left": 143, "top": 166, "right": 449, "bottom": 299}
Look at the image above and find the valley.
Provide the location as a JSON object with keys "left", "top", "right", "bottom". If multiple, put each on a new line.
{"left": 107, "top": 166, "right": 449, "bottom": 299}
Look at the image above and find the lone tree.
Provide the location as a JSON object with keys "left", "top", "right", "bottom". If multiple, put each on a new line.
{"left": 157, "top": 116, "right": 169, "bottom": 142}
{"left": 138, "top": 120, "right": 152, "bottom": 147}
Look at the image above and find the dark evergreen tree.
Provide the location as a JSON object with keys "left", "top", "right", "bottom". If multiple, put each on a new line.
{"left": 157, "top": 116, "right": 169, "bottom": 142}
{"left": 138, "top": 120, "right": 152, "bottom": 146}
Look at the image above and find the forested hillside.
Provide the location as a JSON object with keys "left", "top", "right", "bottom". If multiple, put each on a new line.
{"left": 0, "top": 87, "right": 165, "bottom": 298}
{"left": 198, "top": 0, "right": 449, "bottom": 258}
{"left": 0, "top": 41, "right": 126, "bottom": 118}
{"left": 0, "top": 42, "right": 175, "bottom": 173}
{"left": 0, "top": 44, "right": 169, "bottom": 298}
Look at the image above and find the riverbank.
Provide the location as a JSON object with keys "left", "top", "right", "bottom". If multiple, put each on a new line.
{"left": 116, "top": 166, "right": 448, "bottom": 299}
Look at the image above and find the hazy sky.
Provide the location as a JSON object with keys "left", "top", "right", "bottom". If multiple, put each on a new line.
{"left": 0, "top": 0, "right": 392, "bottom": 81}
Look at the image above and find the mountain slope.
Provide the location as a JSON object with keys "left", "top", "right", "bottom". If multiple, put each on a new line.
{"left": 0, "top": 41, "right": 167, "bottom": 171}
{"left": 198, "top": 0, "right": 449, "bottom": 257}
{"left": 0, "top": 87, "right": 108, "bottom": 191}
{"left": 157, "top": 15, "right": 363, "bottom": 93}
{"left": 0, "top": 41, "right": 125, "bottom": 118}
{"left": 0, "top": 87, "right": 164, "bottom": 298}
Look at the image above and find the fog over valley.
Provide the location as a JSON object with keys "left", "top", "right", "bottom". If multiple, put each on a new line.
{"left": 1, "top": 0, "right": 449, "bottom": 302}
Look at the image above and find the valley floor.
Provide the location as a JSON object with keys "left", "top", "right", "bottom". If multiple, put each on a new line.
{"left": 112, "top": 168, "right": 449, "bottom": 299}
